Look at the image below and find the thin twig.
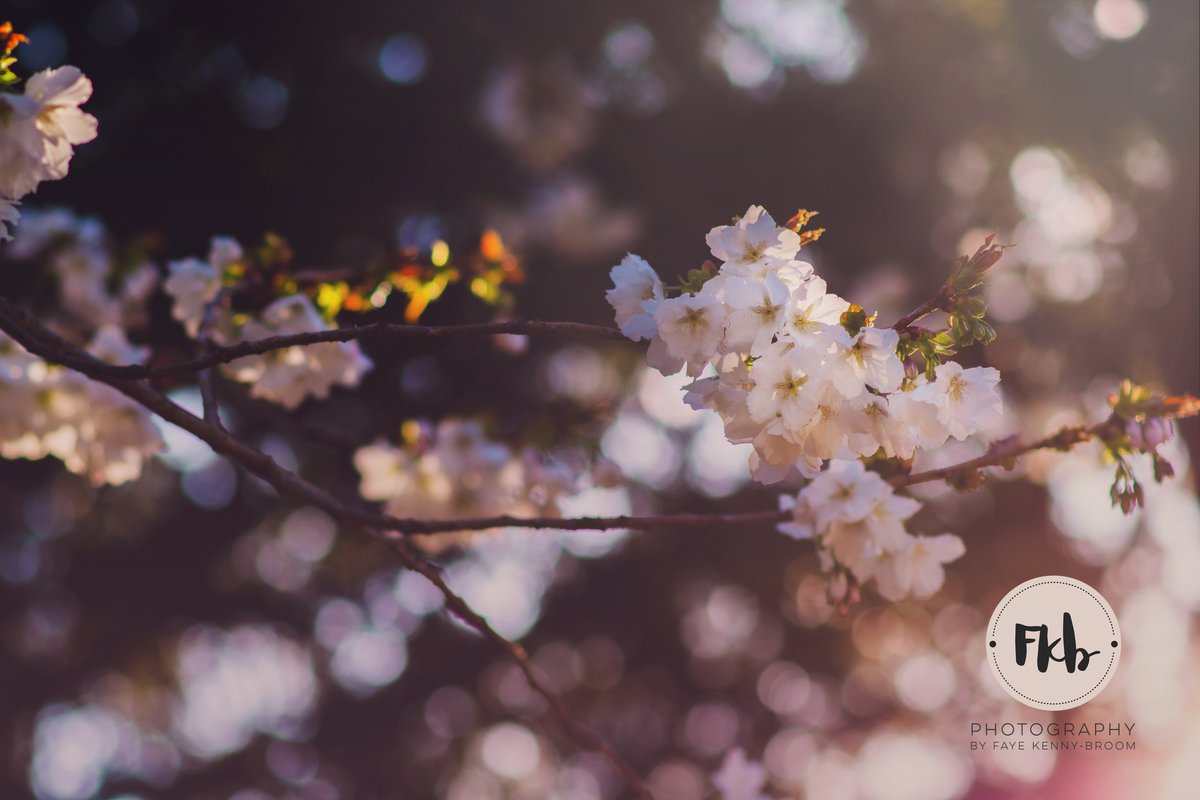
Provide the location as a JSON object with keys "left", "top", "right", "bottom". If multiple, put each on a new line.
{"left": 890, "top": 424, "right": 1105, "bottom": 488}
{"left": 373, "top": 531, "right": 654, "bottom": 797}
{"left": 890, "top": 287, "right": 950, "bottom": 332}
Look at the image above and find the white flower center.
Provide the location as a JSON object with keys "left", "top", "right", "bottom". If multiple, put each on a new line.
{"left": 948, "top": 374, "right": 967, "bottom": 403}
{"left": 752, "top": 300, "right": 781, "bottom": 322}
{"left": 775, "top": 372, "right": 807, "bottom": 399}
{"left": 680, "top": 307, "right": 709, "bottom": 333}
{"left": 791, "top": 308, "right": 816, "bottom": 333}
{"left": 740, "top": 240, "right": 767, "bottom": 263}
{"left": 850, "top": 338, "right": 871, "bottom": 367}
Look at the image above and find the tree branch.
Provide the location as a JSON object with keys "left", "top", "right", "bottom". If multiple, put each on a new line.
{"left": 891, "top": 425, "right": 1097, "bottom": 487}
{"left": 2, "top": 293, "right": 1195, "bottom": 538}
{"left": 890, "top": 286, "right": 950, "bottom": 331}
{"left": 2, "top": 306, "right": 631, "bottom": 381}
{"left": 0, "top": 295, "right": 655, "bottom": 798}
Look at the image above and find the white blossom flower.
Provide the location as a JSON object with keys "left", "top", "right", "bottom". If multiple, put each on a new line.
{"left": 606, "top": 253, "right": 663, "bottom": 341}
{"left": 67, "top": 382, "right": 163, "bottom": 486}
{"left": 354, "top": 441, "right": 455, "bottom": 518}
{"left": 208, "top": 236, "right": 243, "bottom": 272}
{"left": 745, "top": 343, "right": 824, "bottom": 428}
{"left": 822, "top": 325, "right": 904, "bottom": 396}
{"left": 87, "top": 324, "right": 148, "bottom": 365}
{"left": 224, "top": 295, "right": 373, "bottom": 409}
{"left": 2, "top": 206, "right": 98, "bottom": 258}
{"left": 910, "top": 361, "right": 1002, "bottom": 440}
{"left": 355, "top": 419, "right": 594, "bottom": 553}
{"left": 751, "top": 417, "right": 823, "bottom": 483}
{"left": 50, "top": 242, "right": 118, "bottom": 328}
{"left": 781, "top": 276, "right": 849, "bottom": 344}
{"left": 706, "top": 205, "right": 802, "bottom": 277}
{"left": 821, "top": 492, "right": 920, "bottom": 580}
{"left": 801, "top": 459, "right": 893, "bottom": 529}
{"left": 0, "top": 334, "right": 77, "bottom": 460}
{"left": 644, "top": 333, "right": 685, "bottom": 377}
{"left": 115, "top": 262, "right": 159, "bottom": 330}
{"left": 164, "top": 257, "right": 222, "bottom": 337}
{"left": 889, "top": 382, "right": 951, "bottom": 454}
{"left": 849, "top": 394, "right": 913, "bottom": 458}
{"left": 0, "top": 66, "right": 98, "bottom": 199}
{"left": 777, "top": 492, "right": 815, "bottom": 539}
{"left": 0, "top": 327, "right": 160, "bottom": 486}
{"left": 873, "top": 533, "right": 965, "bottom": 601}
{"left": 795, "top": 381, "right": 871, "bottom": 460}
{"left": 684, "top": 358, "right": 760, "bottom": 443}
{"left": 722, "top": 272, "right": 790, "bottom": 354}
{"left": 712, "top": 748, "right": 771, "bottom": 800}
{"left": 653, "top": 288, "right": 728, "bottom": 375}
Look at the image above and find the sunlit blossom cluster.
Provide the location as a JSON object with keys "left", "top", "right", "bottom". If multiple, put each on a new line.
{"left": 1, "top": 210, "right": 163, "bottom": 485}
{"left": 163, "top": 237, "right": 373, "bottom": 409}
{"left": 355, "top": 418, "right": 615, "bottom": 549}
{"left": 0, "top": 66, "right": 98, "bottom": 240}
{"left": 0, "top": 324, "right": 162, "bottom": 485}
{"left": 608, "top": 205, "right": 1004, "bottom": 484}
{"left": 780, "top": 460, "right": 965, "bottom": 602}
{"left": 608, "top": 205, "right": 1000, "bottom": 599}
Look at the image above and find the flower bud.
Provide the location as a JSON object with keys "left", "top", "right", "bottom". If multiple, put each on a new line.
{"left": 1126, "top": 416, "right": 1174, "bottom": 452}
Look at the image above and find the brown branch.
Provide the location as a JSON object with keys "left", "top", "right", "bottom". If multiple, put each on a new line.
{"left": 890, "top": 286, "right": 950, "bottom": 332}
{"left": 0, "top": 295, "right": 655, "bottom": 798}
{"left": 375, "top": 533, "right": 654, "bottom": 797}
{"left": 889, "top": 423, "right": 1109, "bottom": 488}
{"left": 4, "top": 311, "right": 631, "bottom": 382}
{"left": 5, "top": 292, "right": 1195, "bottom": 540}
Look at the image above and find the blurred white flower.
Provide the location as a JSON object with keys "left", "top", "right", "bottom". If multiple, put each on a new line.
{"left": 164, "top": 257, "right": 222, "bottom": 338}
{"left": 223, "top": 295, "right": 373, "bottom": 409}
{"left": 873, "top": 533, "right": 965, "bottom": 601}
{"left": 712, "top": 747, "right": 771, "bottom": 800}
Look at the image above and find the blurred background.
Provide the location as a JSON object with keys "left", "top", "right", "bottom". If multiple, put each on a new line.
{"left": 1, "top": 0, "right": 1198, "bottom": 798}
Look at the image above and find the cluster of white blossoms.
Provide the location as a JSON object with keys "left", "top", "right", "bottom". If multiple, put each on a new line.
{"left": 0, "top": 325, "right": 162, "bottom": 486}
{"left": 608, "top": 206, "right": 1001, "bottom": 600}
{"left": 1, "top": 210, "right": 163, "bottom": 485}
{"left": 355, "top": 419, "right": 605, "bottom": 549}
{"left": 0, "top": 66, "right": 98, "bottom": 240}
{"left": 780, "top": 460, "right": 965, "bottom": 602}
{"left": 7, "top": 207, "right": 158, "bottom": 330}
{"left": 163, "top": 238, "right": 374, "bottom": 409}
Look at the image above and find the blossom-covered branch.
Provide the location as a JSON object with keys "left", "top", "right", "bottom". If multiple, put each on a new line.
{"left": 4, "top": 289, "right": 1193, "bottom": 541}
